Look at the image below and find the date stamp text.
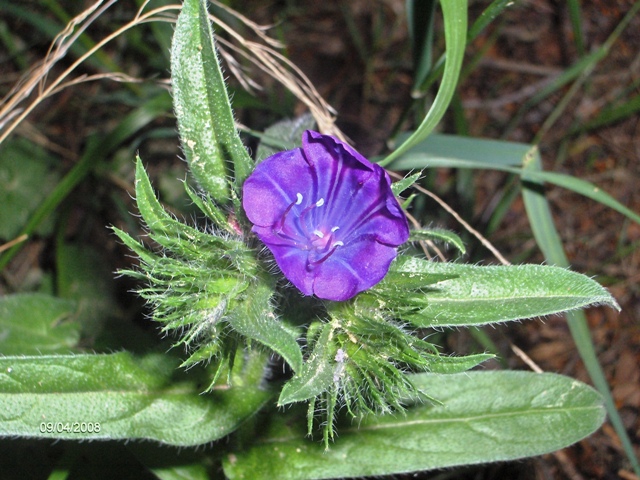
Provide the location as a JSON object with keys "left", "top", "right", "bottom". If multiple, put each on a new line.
{"left": 39, "top": 422, "right": 101, "bottom": 434}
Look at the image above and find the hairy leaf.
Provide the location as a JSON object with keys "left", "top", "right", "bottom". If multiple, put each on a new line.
{"left": 224, "top": 371, "right": 605, "bottom": 479}
{"left": 409, "top": 228, "right": 466, "bottom": 255}
{"left": 278, "top": 322, "right": 334, "bottom": 405}
{"left": 0, "top": 293, "right": 79, "bottom": 355}
{"left": 0, "top": 351, "right": 271, "bottom": 446}
{"left": 227, "top": 278, "right": 303, "bottom": 373}
{"left": 385, "top": 257, "right": 618, "bottom": 327}
{"left": 171, "top": 0, "right": 253, "bottom": 201}
{"left": 390, "top": 171, "right": 422, "bottom": 196}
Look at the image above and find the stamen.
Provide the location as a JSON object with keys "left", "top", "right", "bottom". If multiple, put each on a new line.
{"left": 309, "top": 241, "right": 343, "bottom": 266}
{"left": 273, "top": 197, "right": 305, "bottom": 245}
{"left": 275, "top": 201, "right": 296, "bottom": 231}
{"left": 313, "top": 230, "right": 324, "bottom": 238}
{"left": 333, "top": 241, "right": 344, "bottom": 247}
{"left": 295, "top": 193, "right": 303, "bottom": 205}
{"left": 331, "top": 226, "right": 340, "bottom": 232}
{"left": 299, "top": 199, "right": 323, "bottom": 238}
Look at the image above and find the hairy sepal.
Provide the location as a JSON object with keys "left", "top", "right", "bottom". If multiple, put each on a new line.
{"left": 115, "top": 159, "right": 302, "bottom": 377}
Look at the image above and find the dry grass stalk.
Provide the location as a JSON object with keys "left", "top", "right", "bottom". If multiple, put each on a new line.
{"left": 388, "top": 171, "right": 510, "bottom": 266}
{"left": 205, "top": 10, "right": 341, "bottom": 139}
{"left": 0, "top": 0, "right": 180, "bottom": 145}
{"left": 0, "top": 0, "right": 341, "bottom": 147}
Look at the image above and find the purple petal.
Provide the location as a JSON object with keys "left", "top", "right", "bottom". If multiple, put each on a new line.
{"left": 256, "top": 228, "right": 315, "bottom": 296}
{"left": 302, "top": 131, "right": 376, "bottom": 225}
{"left": 242, "top": 149, "right": 313, "bottom": 227}
{"left": 242, "top": 130, "right": 409, "bottom": 301}
{"left": 312, "top": 239, "right": 399, "bottom": 301}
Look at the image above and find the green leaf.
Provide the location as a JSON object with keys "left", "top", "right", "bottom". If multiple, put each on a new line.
{"left": 467, "top": 0, "right": 514, "bottom": 41}
{"left": 390, "top": 131, "right": 530, "bottom": 167}
{"left": 0, "top": 351, "right": 271, "bottom": 446}
{"left": 381, "top": 0, "right": 467, "bottom": 166}
{"left": 133, "top": 157, "right": 244, "bottom": 253}
{"left": 254, "top": 114, "right": 316, "bottom": 162}
{"left": 184, "top": 183, "right": 233, "bottom": 234}
{"left": 112, "top": 226, "right": 157, "bottom": 266}
{"left": 409, "top": 228, "right": 466, "bottom": 255}
{"left": 574, "top": 92, "right": 640, "bottom": 134}
{"left": 385, "top": 257, "right": 618, "bottom": 328}
{"left": 224, "top": 371, "right": 605, "bottom": 479}
{"left": 133, "top": 156, "right": 179, "bottom": 235}
{"left": 278, "top": 322, "right": 335, "bottom": 406}
{"left": 371, "top": 254, "right": 455, "bottom": 294}
{"left": 424, "top": 352, "right": 494, "bottom": 374}
{"left": 132, "top": 158, "right": 252, "bottom": 274}
{"left": 227, "top": 278, "right": 303, "bottom": 373}
{"left": 171, "top": 0, "right": 253, "bottom": 201}
{"left": 411, "top": 0, "right": 514, "bottom": 96}
{"left": 0, "top": 138, "right": 59, "bottom": 240}
{"left": 0, "top": 293, "right": 79, "bottom": 355}
{"left": 390, "top": 171, "right": 421, "bottom": 196}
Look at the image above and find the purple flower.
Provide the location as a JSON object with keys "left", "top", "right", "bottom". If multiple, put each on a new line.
{"left": 242, "top": 130, "right": 409, "bottom": 301}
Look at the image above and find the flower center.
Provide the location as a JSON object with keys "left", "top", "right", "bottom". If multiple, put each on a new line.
{"left": 273, "top": 193, "right": 343, "bottom": 266}
{"left": 311, "top": 226, "right": 341, "bottom": 249}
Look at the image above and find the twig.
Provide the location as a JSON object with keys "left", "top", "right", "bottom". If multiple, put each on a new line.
{"left": 0, "top": 1, "right": 343, "bottom": 147}
{"left": 0, "top": 235, "right": 28, "bottom": 254}
{"left": 510, "top": 343, "right": 543, "bottom": 373}
{"left": 413, "top": 182, "right": 511, "bottom": 265}
{"left": 387, "top": 170, "right": 508, "bottom": 264}
{"left": 209, "top": 14, "right": 341, "bottom": 139}
{"left": 619, "top": 470, "right": 640, "bottom": 480}
{"left": 552, "top": 448, "right": 586, "bottom": 480}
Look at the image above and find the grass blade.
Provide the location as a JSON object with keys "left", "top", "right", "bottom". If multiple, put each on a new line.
{"left": 521, "top": 152, "right": 640, "bottom": 477}
{"left": 388, "top": 133, "right": 640, "bottom": 225}
{"left": 506, "top": 2, "right": 640, "bottom": 138}
{"left": 411, "top": 0, "right": 514, "bottom": 96}
{"left": 408, "top": 0, "right": 437, "bottom": 92}
{"left": 572, "top": 92, "right": 640, "bottom": 134}
{"left": 381, "top": 0, "right": 467, "bottom": 166}
{"left": 567, "top": 0, "right": 585, "bottom": 56}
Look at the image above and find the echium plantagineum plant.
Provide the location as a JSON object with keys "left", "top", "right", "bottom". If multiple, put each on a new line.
{"left": 113, "top": 0, "right": 620, "bottom": 477}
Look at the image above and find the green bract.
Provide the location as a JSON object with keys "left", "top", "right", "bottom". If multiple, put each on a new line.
{"left": 113, "top": 159, "right": 303, "bottom": 379}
